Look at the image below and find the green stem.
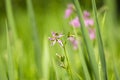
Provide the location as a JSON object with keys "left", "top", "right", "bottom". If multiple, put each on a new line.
{"left": 6, "top": 21, "right": 15, "bottom": 80}
{"left": 73, "top": 70, "right": 83, "bottom": 80}
{"left": 63, "top": 46, "right": 73, "bottom": 80}
{"left": 91, "top": 0, "right": 108, "bottom": 79}
{"left": 26, "top": 0, "right": 42, "bottom": 78}
{"left": 5, "top": 0, "right": 17, "bottom": 41}
{"left": 72, "top": 0, "right": 99, "bottom": 79}
{"left": 73, "top": 27, "right": 91, "bottom": 80}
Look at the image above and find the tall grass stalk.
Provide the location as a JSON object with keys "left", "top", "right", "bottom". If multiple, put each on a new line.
{"left": 26, "top": 0, "right": 42, "bottom": 78}
{"left": 52, "top": 59, "right": 59, "bottom": 80}
{"left": 113, "top": 63, "right": 120, "bottom": 80}
{"left": 73, "top": 27, "right": 91, "bottom": 80}
{"left": 105, "top": 0, "right": 120, "bottom": 79}
{"left": 5, "top": 0, "right": 23, "bottom": 79}
{"left": 6, "top": 21, "right": 15, "bottom": 80}
{"left": 42, "top": 36, "right": 50, "bottom": 80}
{"left": 72, "top": 0, "right": 99, "bottom": 79}
{"left": 0, "top": 58, "right": 7, "bottom": 80}
{"left": 91, "top": 0, "right": 108, "bottom": 80}
{"left": 105, "top": 0, "right": 117, "bottom": 57}
{"left": 0, "top": 23, "right": 7, "bottom": 80}
{"left": 63, "top": 46, "right": 73, "bottom": 80}
{"left": 5, "top": 0, "right": 17, "bottom": 41}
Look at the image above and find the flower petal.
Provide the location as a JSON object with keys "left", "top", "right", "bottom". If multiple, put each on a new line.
{"left": 52, "top": 32, "right": 56, "bottom": 37}
{"left": 89, "top": 29, "right": 95, "bottom": 40}
{"left": 84, "top": 19, "right": 94, "bottom": 27}
{"left": 57, "top": 33, "right": 64, "bottom": 38}
{"left": 51, "top": 40, "right": 56, "bottom": 46}
{"left": 83, "top": 10, "right": 90, "bottom": 18}
{"left": 68, "top": 36, "right": 79, "bottom": 50}
{"left": 69, "top": 17, "right": 80, "bottom": 28}
{"left": 57, "top": 39, "right": 63, "bottom": 46}
{"left": 64, "top": 8, "right": 73, "bottom": 18}
{"left": 49, "top": 37, "right": 55, "bottom": 41}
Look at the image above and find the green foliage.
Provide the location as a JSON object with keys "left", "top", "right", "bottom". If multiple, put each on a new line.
{"left": 0, "top": 0, "right": 120, "bottom": 80}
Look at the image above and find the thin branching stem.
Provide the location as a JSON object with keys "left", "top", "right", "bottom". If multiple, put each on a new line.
{"left": 63, "top": 46, "right": 73, "bottom": 80}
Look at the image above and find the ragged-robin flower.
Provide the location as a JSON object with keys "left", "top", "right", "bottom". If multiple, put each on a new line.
{"left": 49, "top": 32, "right": 64, "bottom": 46}
{"left": 89, "top": 29, "right": 95, "bottom": 40}
{"left": 69, "top": 17, "right": 80, "bottom": 28}
{"left": 69, "top": 10, "right": 94, "bottom": 27}
{"left": 64, "top": 4, "right": 74, "bottom": 18}
{"left": 83, "top": 11, "right": 94, "bottom": 27}
{"left": 68, "top": 36, "right": 79, "bottom": 50}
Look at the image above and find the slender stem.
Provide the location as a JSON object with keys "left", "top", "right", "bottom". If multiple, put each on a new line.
{"left": 6, "top": 21, "right": 15, "bottom": 80}
{"left": 73, "top": 70, "right": 83, "bottom": 80}
{"left": 72, "top": 0, "right": 99, "bottom": 79}
{"left": 91, "top": 0, "right": 108, "bottom": 79}
{"left": 73, "top": 27, "right": 91, "bottom": 80}
{"left": 63, "top": 46, "right": 73, "bottom": 80}
{"left": 26, "top": 0, "right": 41, "bottom": 78}
{"left": 5, "top": 0, "right": 17, "bottom": 41}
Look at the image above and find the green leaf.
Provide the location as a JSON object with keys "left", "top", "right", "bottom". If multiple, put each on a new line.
{"left": 91, "top": 0, "right": 108, "bottom": 80}
{"left": 42, "top": 36, "right": 50, "bottom": 80}
{"left": 6, "top": 21, "right": 15, "bottom": 80}
{"left": 26, "top": 0, "right": 42, "bottom": 78}
{"left": 72, "top": 0, "right": 99, "bottom": 80}
{"left": 114, "top": 63, "right": 120, "bottom": 80}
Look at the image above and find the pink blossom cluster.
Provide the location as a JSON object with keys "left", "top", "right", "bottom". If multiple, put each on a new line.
{"left": 49, "top": 4, "right": 96, "bottom": 50}
{"left": 68, "top": 36, "right": 79, "bottom": 50}
{"left": 64, "top": 3, "right": 95, "bottom": 40}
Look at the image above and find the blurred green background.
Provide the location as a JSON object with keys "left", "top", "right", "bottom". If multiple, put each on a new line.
{"left": 0, "top": 0, "right": 120, "bottom": 80}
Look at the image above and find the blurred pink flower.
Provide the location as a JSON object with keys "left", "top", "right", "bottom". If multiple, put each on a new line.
{"left": 83, "top": 11, "right": 94, "bottom": 27}
{"left": 64, "top": 4, "right": 74, "bottom": 18}
{"left": 84, "top": 18, "right": 94, "bottom": 27}
{"left": 68, "top": 36, "right": 79, "bottom": 50}
{"left": 69, "top": 10, "right": 94, "bottom": 28}
{"left": 49, "top": 32, "right": 64, "bottom": 46}
{"left": 83, "top": 10, "right": 90, "bottom": 18}
{"left": 89, "top": 29, "right": 95, "bottom": 40}
{"left": 69, "top": 17, "right": 80, "bottom": 28}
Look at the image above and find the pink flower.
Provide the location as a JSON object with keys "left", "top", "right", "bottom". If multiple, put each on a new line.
{"left": 49, "top": 32, "right": 64, "bottom": 46}
{"left": 68, "top": 36, "right": 79, "bottom": 50}
{"left": 83, "top": 11, "right": 90, "bottom": 18}
{"left": 64, "top": 4, "right": 74, "bottom": 18}
{"left": 89, "top": 29, "right": 95, "bottom": 40}
{"left": 69, "top": 17, "right": 80, "bottom": 28}
{"left": 65, "top": 9, "right": 73, "bottom": 18}
{"left": 69, "top": 10, "right": 94, "bottom": 28}
{"left": 84, "top": 18, "right": 94, "bottom": 27}
{"left": 83, "top": 11, "right": 94, "bottom": 27}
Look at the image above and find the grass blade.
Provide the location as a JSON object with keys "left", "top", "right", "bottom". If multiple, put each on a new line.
{"left": 113, "top": 63, "right": 120, "bottom": 80}
{"left": 42, "top": 36, "right": 50, "bottom": 80}
{"left": 91, "top": 0, "right": 108, "bottom": 80}
{"left": 6, "top": 21, "right": 15, "bottom": 80}
{"left": 26, "top": 0, "right": 42, "bottom": 78}
{"left": 78, "top": 46, "right": 91, "bottom": 80}
{"left": 73, "top": 28, "right": 91, "bottom": 80}
{"left": 5, "top": 0, "right": 17, "bottom": 40}
{"left": 0, "top": 60, "right": 7, "bottom": 80}
{"left": 72, "top": 0, "right": 99, "bottom": 79}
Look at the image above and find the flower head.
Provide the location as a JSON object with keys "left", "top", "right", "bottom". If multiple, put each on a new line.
{"left": 64, "top": 4, "right": 74, "bottom": 18}
{"left": 68, "top": 36, "right": 79, "bottom": 50}
{"left": 89, "top": 29, "right": 95, "bottom": 40}
{"left": 83, "top": 10, "right": 90, "bottom": 18}
{"left": 69, "top": 10, "right": 94, "bottom": 28}
{"left": 84, "top": 18, "right": 94, "bottom": 27}
{"left": 83, "top": 11, "right": 94, "bottom": 27}
{"left": 69, "top": 17, "right": 80, "bottom": 28}
{"left": 49, "top": 32, "right": 64, "bottom": 46}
